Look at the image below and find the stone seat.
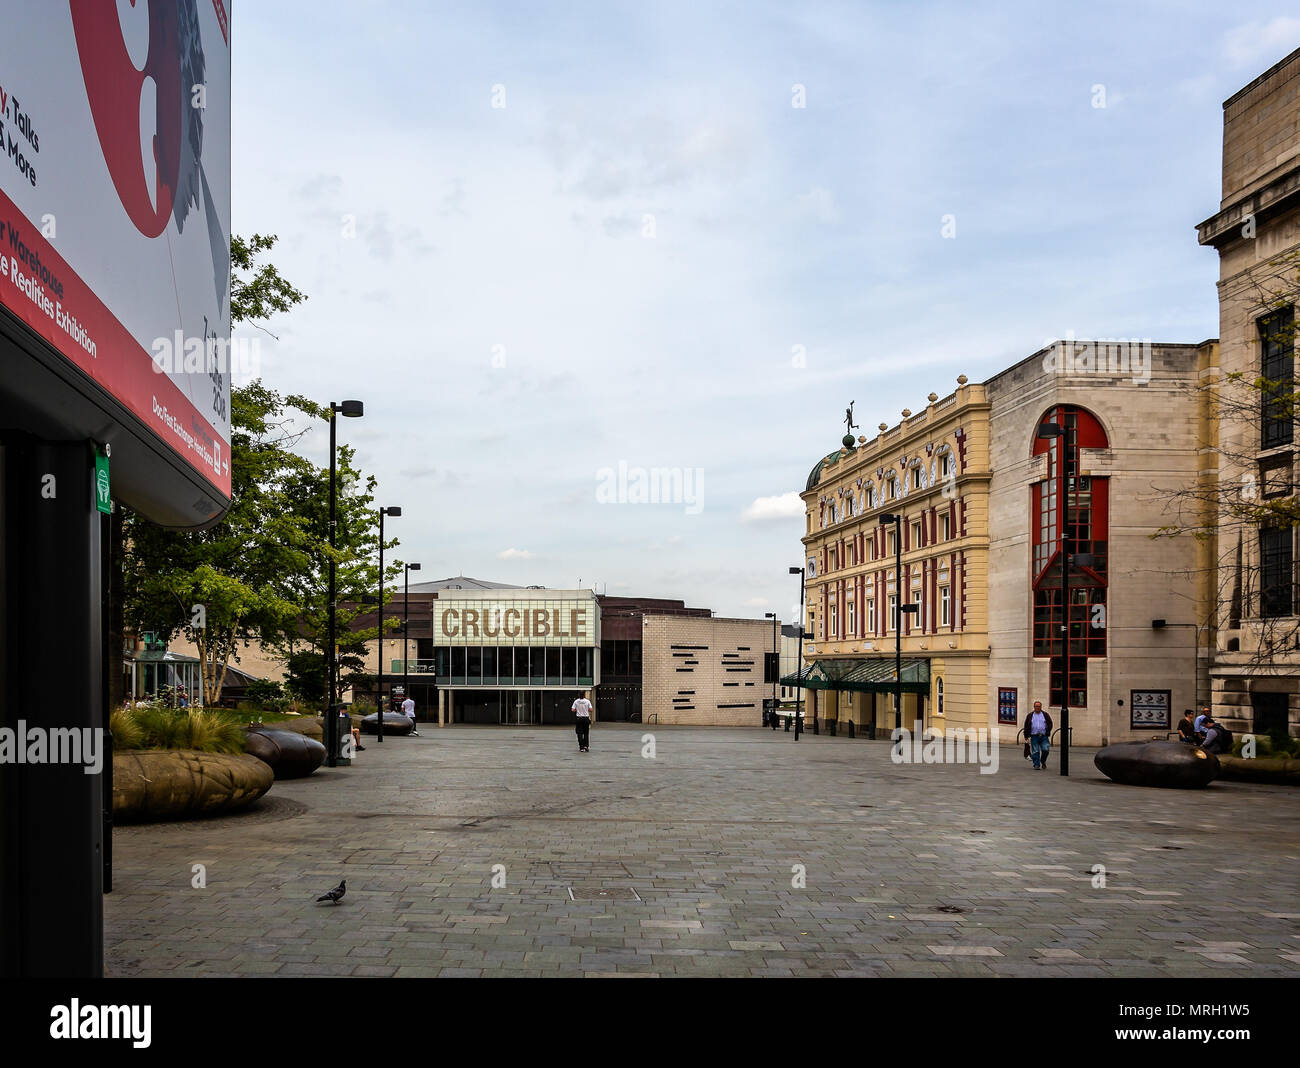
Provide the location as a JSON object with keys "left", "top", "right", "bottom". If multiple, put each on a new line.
{"left": 1094, "top": 739, "right": 1219, "bottom": 788}
{"left": 359, "top": 711, "right": 414, "bottom": 736}
{"left": 243, "top": 727, "right": 327, "bottom": 779}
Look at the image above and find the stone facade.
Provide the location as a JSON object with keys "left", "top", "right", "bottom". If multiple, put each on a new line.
{"left": 1198, "top": 46, "right": 1300, "bottom": 739}
{"left": 641, "top": 614, "right": 778, "bottom": 726}
{"left": 799, "top": 379, "right": 992, "bottom": 737}
{"left": 984, "top": 342, "right": 1212, "bottom": 746}
{"left": 799, "top": 342, "right": 1213, "bottom": 746}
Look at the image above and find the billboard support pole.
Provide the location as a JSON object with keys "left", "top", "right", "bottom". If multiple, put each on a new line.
{"left": 0, "top": 436, "right": 105, "bottom": 977}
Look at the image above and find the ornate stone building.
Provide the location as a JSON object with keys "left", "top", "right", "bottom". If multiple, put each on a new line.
{"left": 796, "top": 341, "right": 1215, "bottom": 745}
{"left": 1197, "top": 46, "right": 1300, "bottom": 739}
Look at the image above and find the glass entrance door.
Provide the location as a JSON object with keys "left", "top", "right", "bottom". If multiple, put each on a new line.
{"left": 501, "top": 691, "right": 537, "bottom": 724}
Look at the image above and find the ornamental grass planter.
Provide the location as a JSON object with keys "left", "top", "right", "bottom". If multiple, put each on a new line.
{"left": 112, "top": 749, "right": 274, "bottom": 823}
{"left": 1216, "top": 755, "right": 1300, "bottom": 786}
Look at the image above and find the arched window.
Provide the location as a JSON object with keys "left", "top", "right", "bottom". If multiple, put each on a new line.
{"left": 1031, "top": 405, "right": 1109, "bottom": 709}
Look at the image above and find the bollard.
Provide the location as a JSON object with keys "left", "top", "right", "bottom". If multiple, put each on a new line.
{"left": 847, "top": 720, "right": 855, "bottom": 739}
{"left": 784, "top": 716, "right": 791, "bottom": 732}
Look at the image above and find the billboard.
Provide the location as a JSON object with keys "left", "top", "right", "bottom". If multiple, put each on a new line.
{"left": 0, "top": 1, "right": 231, "bottom": 525}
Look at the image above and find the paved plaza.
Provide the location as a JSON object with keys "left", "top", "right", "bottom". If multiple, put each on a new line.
{"left": 104, "top": 726, "right": 1300, "bottom": 977}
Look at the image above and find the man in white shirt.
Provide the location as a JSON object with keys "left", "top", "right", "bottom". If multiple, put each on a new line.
{"left": 402, "top": 695, "right": 418, "bottom": 736}
{"left": 572, "top": 692, "right": 593, "bottom": 752}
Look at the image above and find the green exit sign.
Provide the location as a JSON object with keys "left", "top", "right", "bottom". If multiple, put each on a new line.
{"left": 94, "top": 454, "right": 111, "bottom": 514}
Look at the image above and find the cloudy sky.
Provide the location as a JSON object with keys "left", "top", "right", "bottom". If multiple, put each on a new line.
{"left": 230, "top": 2, "right": 1298, "bottom": 621}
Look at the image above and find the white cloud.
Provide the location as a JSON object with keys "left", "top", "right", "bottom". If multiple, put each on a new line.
{"left": 744, "top": 596, "right": 769, "bottom": 607}
{"left": 741, "top": 492, "right": 804, "bottom": 523}
{"left": 1224, "top": 18, "right": 1300, "bottom": 67}
{"left": 497, "top": 548, "right": 536, "bottom": 560}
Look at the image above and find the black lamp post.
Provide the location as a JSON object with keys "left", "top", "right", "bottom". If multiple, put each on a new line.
{"left": 788, "top": 566, "right": 805, "bottom": 740}
{"left": 405, "top": 562, "right": 421, "bottom": 721}
{"left": 326, "top": 400, "right": 363, "bottom": 767}
{"left": 376, "top": 505, "right": 402, "bottom": 742}
{"left": 764, "top": 611, "right": 777, "bottom": 726}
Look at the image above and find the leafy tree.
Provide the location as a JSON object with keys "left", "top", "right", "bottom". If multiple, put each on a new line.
{"left": 268, "top": 440, "right": 405, "bottom": 706}
{"left": 230, "top": 232, "right": 306, "bottom": 331}
{"left": 122, "top": 233, "right": 397, "bottom": 706}
{"left": 123, "top": 381, "right": 319, "bottom": 703}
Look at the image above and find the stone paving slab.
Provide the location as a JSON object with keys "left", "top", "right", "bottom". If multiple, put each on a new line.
{"left": 104, "top": 726, "right": 1300, "bottom": 978}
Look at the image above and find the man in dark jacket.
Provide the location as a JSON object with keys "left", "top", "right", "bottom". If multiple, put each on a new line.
{"left": 1178, "top": 710, "right": 1197, "bottom": 743}
{"left": 1022, "top": 701, "right": 1053, "bottom": 770}
{"left": 1201, "top": 718, "right": 1230, "bottom": 754}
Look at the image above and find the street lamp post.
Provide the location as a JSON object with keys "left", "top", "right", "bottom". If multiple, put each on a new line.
{"left": 788, "top": 567, "right": 805, "bottom": 740}
{"left": 327, "top": 400, "right": 363, "bottom": 767}
{"left": 764, "top": 611, "right": 777, "bottom": 727}
{"left": 376, "top": 505, "right": 402, "bottom": 742}
{"left": 405, "top": 562, "right": 421, "bottom": 722}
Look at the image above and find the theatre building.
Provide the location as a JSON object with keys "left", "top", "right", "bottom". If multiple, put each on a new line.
{"left": 417, "top": 586, "right": 601, "bottom": 725}
{"left": 371, "top": 579, "right": 777, "bottom": 726}
{"left": 795, "top": 341, "right": 1215, "bottom": 745}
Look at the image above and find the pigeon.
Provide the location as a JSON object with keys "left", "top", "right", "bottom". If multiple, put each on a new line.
{"left": 316, "top": 879, "right": 346, "bottom": 904}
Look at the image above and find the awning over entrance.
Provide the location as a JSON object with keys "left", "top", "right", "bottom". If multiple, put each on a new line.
{"left": 780, "top": 657, "right": 930, "bottom": 694}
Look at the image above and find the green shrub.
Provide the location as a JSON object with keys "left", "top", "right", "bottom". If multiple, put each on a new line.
{"left": 133, "top": 704, "right": 187, "bottom": 749}
{"left": 118, "top": 705, "right": 246, "bottom": 754}
{"left": 1232, "top": 733, "right": 1300, "bottom": 758}
{"left": 109, "top": 706, "right": 144, "bottom": 750}
{"left": 246, "top": 678, "right": 284, "bottom": 704}
{"left": 180, "top": 709, "right": 246, "bottom": 753}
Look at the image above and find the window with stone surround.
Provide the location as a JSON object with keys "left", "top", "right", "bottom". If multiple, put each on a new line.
{"left": 1031, "top": 405, "right": 1109, "bottom": 708}
{"left": 1260, "top": 526, "right": 1294, "bottom": 618}
{"left": 1260, "top": 306, "right": 1295, "bottom": 450}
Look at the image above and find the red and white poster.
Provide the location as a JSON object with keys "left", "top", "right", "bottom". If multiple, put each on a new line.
{"left": 0, "top": 1, "right": 231, "bottom": 499}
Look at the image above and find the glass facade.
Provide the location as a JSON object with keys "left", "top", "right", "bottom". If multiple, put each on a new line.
{"left": 434, "top": 644, "right": 595, "bottom": 687}
{"left": 1031, "top": 406, "right": 1109, "bottom": 708}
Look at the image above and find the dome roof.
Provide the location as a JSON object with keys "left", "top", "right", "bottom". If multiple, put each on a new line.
{"left": 805, "top": 451, "right": 841, "bottom": 492}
